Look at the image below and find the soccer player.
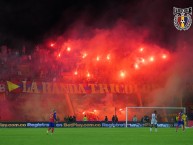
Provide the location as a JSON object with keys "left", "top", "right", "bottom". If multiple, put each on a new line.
{"left": 150, "top": 110, "right": 157, "bottom": 132}
{"left": 182, "top": 113, "right": 187, "bottom": 128}
{"left": 47, "top": 109, "right": 57, "bottom": 135}
{"left": 176, "top": 111, "right": 185, "bottom": 132}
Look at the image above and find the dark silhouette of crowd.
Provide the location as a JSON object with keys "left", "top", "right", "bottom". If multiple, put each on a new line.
{"left": 112, "top": 115, "right": 118, "bottom": 123}
{"left": 141, "top": 115, "right": 150, "bottom": 123}
{"left": 0, "top": 44, "right": 78, "bottom": 82}
{"left": 64, "top": 116, "right": 76, "bottom": 123}
{"left": 0, "top": 44, "right": 120, "bottom": 83}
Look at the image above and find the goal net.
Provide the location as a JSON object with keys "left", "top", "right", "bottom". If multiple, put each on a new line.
{"left": 125, "top": 106, "right": 186, "bottom": 128}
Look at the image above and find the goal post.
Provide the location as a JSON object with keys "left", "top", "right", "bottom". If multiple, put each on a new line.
{"left": 125, "top": 106, "right": 186, "bottom": 128}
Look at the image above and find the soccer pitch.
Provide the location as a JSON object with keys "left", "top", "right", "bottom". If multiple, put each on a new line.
{"left": 0, "top": 128, "right": 192, "bottom": 145}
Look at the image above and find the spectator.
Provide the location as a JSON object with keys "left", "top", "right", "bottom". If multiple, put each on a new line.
{"left": 73, "top": 115, "right": 76, "bottom": 122}
{"left": 69, "top": 116, "right": 73, "bottom": 122}
{"left": 141, "top": 115, "right": 149, "bottom": 123}
{"left": 83, "top": 115, "right": 88, "bottom": 121}
{"left": 104, "top": 116, "right": 108, "bottom": 122}
{"left": 132, "top": 115, "right": 138, "bottom": 122}
{"left": 115, "top": 115, "right": 118, "bottom": 123}
{"left": 64, "top": 116, "right": 68, "bottom": 122}
{"left": 112, "top": 115, "right": 115, "bottom": 123}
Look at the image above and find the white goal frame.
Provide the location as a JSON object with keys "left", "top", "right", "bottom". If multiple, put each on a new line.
{"left": 125, "top": 106, "right": 186, "bottom": 128}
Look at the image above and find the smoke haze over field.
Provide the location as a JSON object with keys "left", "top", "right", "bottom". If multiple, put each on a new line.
{"left": 0, "top": 0, "right": 193, "bottom": 121}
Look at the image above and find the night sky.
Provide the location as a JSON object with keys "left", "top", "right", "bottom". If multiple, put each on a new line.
{"left": 0, "top": 0, "right": 193, "bottom": 50}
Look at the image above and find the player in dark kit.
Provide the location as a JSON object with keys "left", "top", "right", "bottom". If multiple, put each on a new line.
{"left": 47, "top": 109, "right": 57, "bottom": 135}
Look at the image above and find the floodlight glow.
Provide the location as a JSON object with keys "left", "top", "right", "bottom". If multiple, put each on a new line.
{"left": 96, "top": 56, "right": 100, "bottom": 61}
{"left": 82, "top": 53, "right": 87, "bottom": 58}
{"left": 107, "top": 54, "right": 110, "bottom": 60}
{"left": 74, "top": 71, "right": 78, "bottom": 75}
{"left": 162, "top": 54, "right": 167, "bottom": 59}
{"left": 87, "top": 72, "right": 90, "bottom": 77}
{"left": 139, "top": 47, "right": 144, "bottom": 52}
{"left": 149, "top": 56, "right": 154, "bottom": 62}
{"left": 67, "top": 47, "right": 71, "bottom": 52}
{"left": 120, "top": 71, "right": 125, "bottom": 78}
{"left": 141, "top": 58, "right": 145, "bottom": 63}
{"left": 50, "top": 43, "right": 55, "bottom": 47}
{"left": 57, "top": 53, "right": 61, "bottom": 57}
{"left": 134, "top": 64, "right": 139, "bottom": 69}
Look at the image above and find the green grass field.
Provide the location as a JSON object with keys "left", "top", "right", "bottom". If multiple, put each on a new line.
{"left": 0, "top": 128, "right": 192, "bottom": 145}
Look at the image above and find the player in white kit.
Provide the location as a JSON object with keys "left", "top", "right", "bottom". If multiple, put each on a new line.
{"left": 150, "top": 110, "right": 157, "bottom": 132}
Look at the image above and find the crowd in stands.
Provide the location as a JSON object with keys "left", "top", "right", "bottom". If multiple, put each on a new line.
{"left": 62, "top": 115, "right": 120, "bottom": 123}
{"left": 64, "top": 116, "right": 76, "bottom": 123}
{"left": 0, "top": 44, "right": 82, "bottom": 82}
{"left": 0, "top": 44, "right": 156, "bottom": 83}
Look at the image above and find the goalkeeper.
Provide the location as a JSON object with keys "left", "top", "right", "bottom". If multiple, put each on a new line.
{"left": 182, "top": 113, "right": 187, "bottom": 128}
{"left": 47, "top": 109, "right": 57, "bottom": 135}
